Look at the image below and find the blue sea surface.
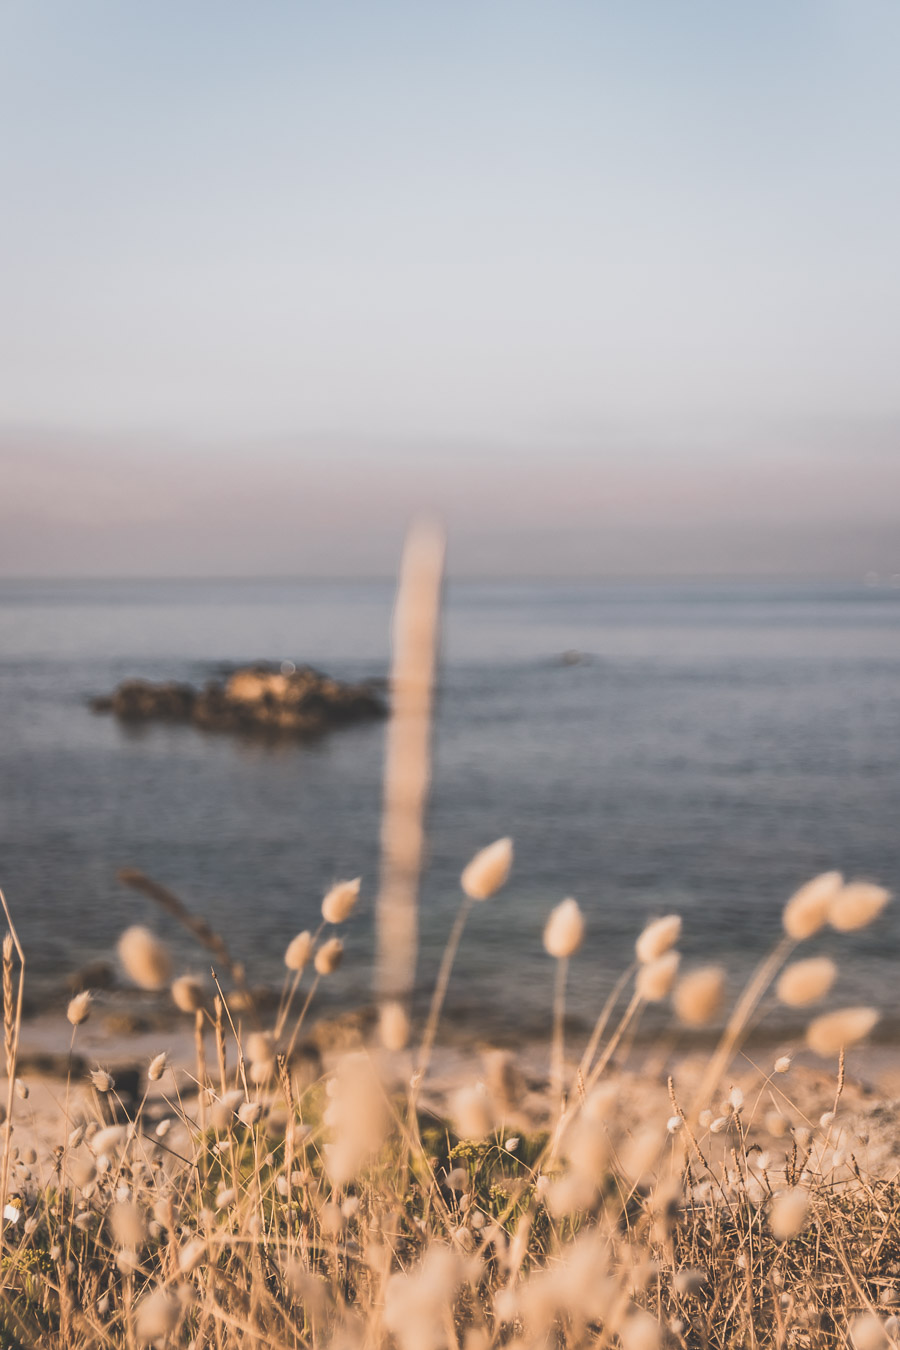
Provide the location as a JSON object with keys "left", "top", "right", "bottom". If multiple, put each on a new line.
{"left": 0, "top": 578, "right": 898, "bottom": 1040}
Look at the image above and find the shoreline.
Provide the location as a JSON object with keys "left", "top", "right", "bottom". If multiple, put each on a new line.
{"left": 8, "top": 1002, "right": 900, "bottom": 1178}
{"left": 23, "top": 973, "right": 900, "bottom": 1056}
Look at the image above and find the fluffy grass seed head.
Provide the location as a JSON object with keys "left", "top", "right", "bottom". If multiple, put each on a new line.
{"left": 776, "top": 956, "right": 838, "bottom": 1007}
{"left": 135, "top": 1287, "right": 180, "bottom": 1345}
{"left": 783, "top": 871, "right": 843, "bottom": 940}
{"left": 179, "top": 1238, "right": 206, "bottom": 1274}
{"left": 117, "top": 926, "right": 172, "bottom": 991}
{"left": 321, "top": 878, "right": 361, "bottom": 925}
{"left": 383, "top": 1246, "right": 468, "bottom": 1350}
{"left": 620, "top": 1312, "right": 661, "bottom": 1350}
{"left": 66, "top": 990, "right": 92, "bottom": 1027}
{"left": 245, "top": 1031, "right": 273, "bottom": 1063}
{"left": 563, "top": 1115, "right": 609, "bottom": 1188}
{"left": 673, "top": 966, "right": 726, "bottom": 1026}
{"left": 460, "top": 837, "right": 513, "bottom": 900}
{"left": 379, "top": 999, "right": 410, "bottom": 1050}
{"left": 451, "top": 1084, "right": 493, "bottom": 1139}
{"left": 171, "top": 975, "right": 206, "bottom": 1014}
{"left": 769, "top": 1187, "right": 810, "bottom": 1240}
{"left": 620, "top": 1126, "right": 664, "bottom": 1183}
{"left": 851, "top": 1314, "right": 891, "bottom": 1350}
{"left": 284, "top": 930, "right": 313, "bottom": 971}
{"left": 249, "top": 1058, "right": 275, "bottom": 1085}
{"left": 636, "top": 914, "right": 682, "bottom": 964}
{"left": 636, "top": 950, "right": 680, "bottom": 1002}
{"left": 829, "top": 880, "right": 891, "bottom": 933}
{"left": 89, "top": 1124, "right": 128, "bottom": 1155}
{"left": 210, "top": 1088, "right": 244, "bottom": 1130}
{"left": 806, "top": 1006, "right": 879, "bottom": 1056}
{"left": 543, "top": 897, "right": 585, "bottom": 958}
{"left": 315, "top": 936, "right": 344, "bottom": 975}
{"left": 109, "top": 1200, "right": 147, "bottom": 1248}
{"left": 147, "top": 1052, "right": 167, "bottom": 1082}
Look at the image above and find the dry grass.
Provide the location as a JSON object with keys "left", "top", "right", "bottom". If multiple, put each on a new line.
{"left": 0, "top": 863, "right": 894, "bottom": 1350}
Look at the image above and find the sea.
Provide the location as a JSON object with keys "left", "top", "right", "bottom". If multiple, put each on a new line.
{"left": 0, "top": 578, "right": 898, "bottom": 1044}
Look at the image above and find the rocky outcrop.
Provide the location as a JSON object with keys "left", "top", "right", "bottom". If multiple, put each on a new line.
{"left": 91, "top": 664, "right": 386, "bottom": 738}
{"left": 91, "top": 681, "right": 195, "bottom": 721}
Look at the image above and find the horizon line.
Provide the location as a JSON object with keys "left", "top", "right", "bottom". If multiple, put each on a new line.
{"left": 0, "top": 571, "right": 897, "bottom": 588}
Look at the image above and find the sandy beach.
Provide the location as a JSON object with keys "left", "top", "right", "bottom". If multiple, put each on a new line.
{"left": 7, "top": 1001, "right": 900, "bottom": 1183}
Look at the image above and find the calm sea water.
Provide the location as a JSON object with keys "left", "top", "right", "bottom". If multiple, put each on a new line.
{"left": 0, "top": 578, "right": 898, "bottom": 1041}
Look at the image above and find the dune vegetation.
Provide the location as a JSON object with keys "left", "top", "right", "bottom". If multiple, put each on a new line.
{"left": 0, "top": 860, "right": 895, "bottom": 1350}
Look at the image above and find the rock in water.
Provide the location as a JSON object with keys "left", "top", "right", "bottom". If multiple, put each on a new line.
{"left": 91, "top": 664, "right": 386, "bottom": 738}
{"left": 90, "top": 679, "right": 196, "bottom": 720}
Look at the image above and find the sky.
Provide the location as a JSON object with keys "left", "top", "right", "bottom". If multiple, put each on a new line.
{"left": 1, "top": 1, "right": 899, "bottom": 578}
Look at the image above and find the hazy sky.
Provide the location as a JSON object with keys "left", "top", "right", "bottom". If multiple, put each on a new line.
{"left": 2, "top": 1, "right": 899, "bottom": 577}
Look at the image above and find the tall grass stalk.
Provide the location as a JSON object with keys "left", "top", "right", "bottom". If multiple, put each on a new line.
{"left": 0, "top": 887, "right": 23, "bottom": 1253}
{"left": 375, "top": 519, "right": 445, "bottom": 1014}
{"left": 414, "top": 893, "right": 472, "bottom": 1093}
{"left": 691, "top": 934, "right": 794, "bottom": 1118}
